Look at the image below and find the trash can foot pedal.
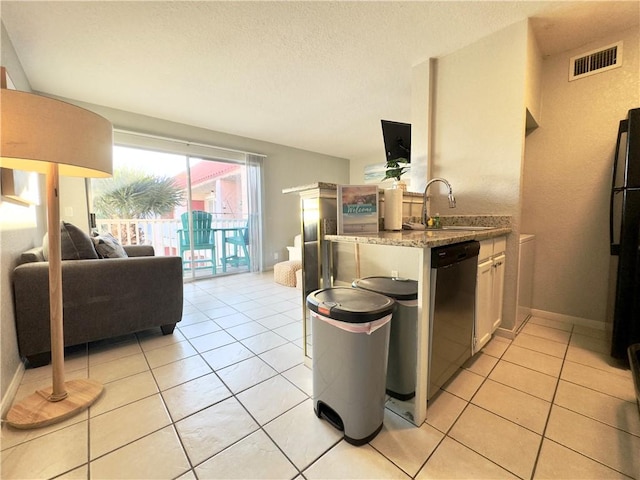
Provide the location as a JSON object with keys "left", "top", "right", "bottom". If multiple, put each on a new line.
{"left": 344, "top": 422, "right": 383, "bottom": 446}
{"left": 316, "top": 401, "right": 344, "bottom": 431}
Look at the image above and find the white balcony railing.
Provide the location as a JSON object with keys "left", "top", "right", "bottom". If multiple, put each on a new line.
{"left": 96, "top": 216, "right": 248, "bottom": 262}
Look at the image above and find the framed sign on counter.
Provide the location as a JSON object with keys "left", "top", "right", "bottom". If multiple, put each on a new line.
{"left": 337, "top": 185, "right": 379, "bottom": 235}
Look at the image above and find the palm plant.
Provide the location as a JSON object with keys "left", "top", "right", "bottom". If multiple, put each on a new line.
{"left": 93, "top": 168, "right": 184, "bottom": 219}
{"left": 92, "top": 168, "right": 185, "bottom": 245}
{"left": 383, "top": 157, "right": 410, "bottom": 181}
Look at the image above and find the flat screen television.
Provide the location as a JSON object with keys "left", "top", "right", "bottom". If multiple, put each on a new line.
{"left": 381, "top": 120, "right": 411, "bottom": 162}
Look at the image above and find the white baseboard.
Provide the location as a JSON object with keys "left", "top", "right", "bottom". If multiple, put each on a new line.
{"left": 495, "top": 326, "right": 516, "bottom": 340}
{"left": 530, "top": 309, "right": 606, "bottom": 331}
{"left": 1, "top": 362, "right": 24, "bottom": 420}
{"left": 496, "top": 310, "right": 607, "bottom": 341}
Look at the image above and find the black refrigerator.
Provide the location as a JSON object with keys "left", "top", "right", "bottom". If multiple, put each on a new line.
{"left": 610, "top": 107, "right": 640, "bottom": 359}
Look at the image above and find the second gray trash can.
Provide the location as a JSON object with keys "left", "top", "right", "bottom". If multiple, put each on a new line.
{"left": 353, "top": 276, "right": 418, "bottom": 400}
{"left": 307, "top": 287, "right": 395, "bottom": 445}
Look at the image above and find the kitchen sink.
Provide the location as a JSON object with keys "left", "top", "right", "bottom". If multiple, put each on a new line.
{"left": 440, "top": 225, "right": 494, "bottom": 231}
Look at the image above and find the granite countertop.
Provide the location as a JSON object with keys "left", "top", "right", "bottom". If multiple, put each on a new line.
{"left": 327, "top": 215, "right": 512, "bottom": 247}
{"left": 325, "top": 226, "right": 511, "bottom": 248}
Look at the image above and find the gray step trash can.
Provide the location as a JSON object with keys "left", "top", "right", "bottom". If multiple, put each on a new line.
{"left": 353, "top": 277, "right": 418, "bottom": 400}
{"left": 307, "top": 287, "right": 395, "bottom": 445}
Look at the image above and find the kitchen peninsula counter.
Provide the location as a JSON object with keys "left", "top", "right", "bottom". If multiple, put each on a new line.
{"left": 326, "top": 225, "right": 511, "bottom": 248}
{"left": 325, "top": 225, "right": 511, "bottom": 426}
{"left": 284, "top": 182, "right": 512, "bottom": 426}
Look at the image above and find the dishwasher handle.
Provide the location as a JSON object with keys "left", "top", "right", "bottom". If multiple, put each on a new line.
{"left": 431, "top": 241, "right": 480, "bottom": 268}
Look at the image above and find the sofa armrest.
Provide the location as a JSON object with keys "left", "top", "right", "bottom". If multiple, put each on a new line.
{"left": 123, "top": 245, "right": 155, "bottom": 257}
{"left": 20, "top": 247, "right": 45, "bottom": 264}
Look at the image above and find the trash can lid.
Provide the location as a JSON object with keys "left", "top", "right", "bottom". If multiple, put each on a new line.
{"left": 306, "top": 287, "right": 395, "bottom": 323}
{"left": 352, "top": 276, "right": 418, "bottom": 301}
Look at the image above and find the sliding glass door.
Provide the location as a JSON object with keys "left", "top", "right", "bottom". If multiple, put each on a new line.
{"left": 90, "top": 145, "right": 259, "bottom": 281}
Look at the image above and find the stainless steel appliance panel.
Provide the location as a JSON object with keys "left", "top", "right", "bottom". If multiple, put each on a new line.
{"left": 428, "top": 241, "right": 479, "bottom": 400}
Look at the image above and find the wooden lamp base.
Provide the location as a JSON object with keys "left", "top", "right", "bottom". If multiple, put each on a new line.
{"left": 5, "top": 379, "right": 103, "bottom": 429}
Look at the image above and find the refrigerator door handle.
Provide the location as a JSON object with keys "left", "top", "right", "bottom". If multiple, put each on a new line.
{"left": 610, "top": 119, "right": 629, "bottom": 255}
{"left": 611, "top": 190, "right": 622, "bottom": 256}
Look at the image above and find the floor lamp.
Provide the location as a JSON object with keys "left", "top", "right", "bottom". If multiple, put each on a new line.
{"left": 1, "top": 80, "right": 113, "bottom": 429}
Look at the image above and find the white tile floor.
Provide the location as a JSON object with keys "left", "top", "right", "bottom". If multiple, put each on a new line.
{"left": 2, "top": 271, "right": 639, "bottom": 479}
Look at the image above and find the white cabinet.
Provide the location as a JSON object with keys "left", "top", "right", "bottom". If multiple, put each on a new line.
{"left": 474, "top": 237, "right": 506, "bottom": 354}
{"left": 475, "top": 258, "right": 494, "bottom": 352}
{"left": 491, "top": 253, "right": 506, "bottom": 331}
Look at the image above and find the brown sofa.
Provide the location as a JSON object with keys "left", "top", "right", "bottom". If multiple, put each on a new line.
{"left": 13, "top": 244, "right": 183, "bottom": 367}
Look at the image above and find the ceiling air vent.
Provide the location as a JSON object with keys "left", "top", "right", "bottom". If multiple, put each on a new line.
{"left": 569, "top": 41, "right": 622, "bottom": 81}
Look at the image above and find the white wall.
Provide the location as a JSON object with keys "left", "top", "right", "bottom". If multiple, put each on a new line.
{"left": 522, "top": 25, "right": 640, "bottom": 323}
{"left": 59, "top": 176, "right": 90, "bottom": 231}
{"left": 349, "top": 21, "right": 533, "bottom": 332}
{"left": 525, "top": 22, "right": 543, "bottom": 124}
{"left": 408, "top": 59, "right": 432, "bottom": 191}
{"left": 351, "top": 20, "right": 640, "bottom": 331}
{"left": 429, "top": 20, "right": 530, "bottom": 331}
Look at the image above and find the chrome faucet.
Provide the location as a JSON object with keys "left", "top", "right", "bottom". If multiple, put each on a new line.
{"left": 421, "top": 177, "right": 456, "bottom": 225}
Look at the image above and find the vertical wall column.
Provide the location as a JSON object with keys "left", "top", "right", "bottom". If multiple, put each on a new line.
{"left": 409, "top": 59, "right": 435, "bottom": 193}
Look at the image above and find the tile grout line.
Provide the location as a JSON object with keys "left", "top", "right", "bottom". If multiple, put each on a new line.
{"left": 87, "top": 333, "right": 197, "bottom": 478}
{"left": 525, "top": 321, "right": 571, "bottom": 480}
{"left": 86, "top": 342, "right": 93, "bottom": 480}
{"left": 25, "top": 274, "right": 636, "bottom": 480}
{"left": 411, "top": 337, "right": 517, "bottom": 479}
{"left": 164, "top": 285, "right": 309, "bottom": 478}
{"left": 436, "top": 323, "right": 583, "bottom": 477}
{"left": 528, "top": 325, "right": 638, "bottom": 478}
{"left": 454, "top": 337, "right": 526, "bottom": 479}
{"left": 1, "top": 274, "right": 279, "bottom": 479}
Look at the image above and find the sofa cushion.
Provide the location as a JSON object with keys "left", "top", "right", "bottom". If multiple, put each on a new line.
{"left": 43, "top": 222, "right": 99, "bottom": 261}
{"left": 92, "top": 232, "right": 128, "bottom": 258}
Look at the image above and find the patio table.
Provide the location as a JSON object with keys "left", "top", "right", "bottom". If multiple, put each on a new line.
{"left": 215, "top": 226, "right": 249, "bottom": 272}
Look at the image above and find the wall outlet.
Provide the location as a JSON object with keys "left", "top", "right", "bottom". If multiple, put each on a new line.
{"left": 391, "top": 270, "right": 399, "bottom": 278}
{"left": 274, "top": 252, "right": 279, "bottom": 260}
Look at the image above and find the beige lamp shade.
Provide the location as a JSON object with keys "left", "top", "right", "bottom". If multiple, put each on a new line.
{"left": 0, "top": 89, "right": 112, "bottom": 177}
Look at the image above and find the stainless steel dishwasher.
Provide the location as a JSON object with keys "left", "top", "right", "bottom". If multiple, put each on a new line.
{"left": 428, "top": 240, "right": 480, "bottom": 401}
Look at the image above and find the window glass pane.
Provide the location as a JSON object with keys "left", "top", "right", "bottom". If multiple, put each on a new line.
{"left": 89, "top": 145, "right": 252, "bottom": 279}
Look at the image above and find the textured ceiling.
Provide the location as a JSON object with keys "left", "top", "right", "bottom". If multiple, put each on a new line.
{"left": 1, "top": 1, "right": 638, "bottom": 161}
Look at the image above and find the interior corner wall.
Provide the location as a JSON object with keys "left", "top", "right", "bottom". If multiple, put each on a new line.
{"left": 348, "top": 157, "right": 370, "bottom": 185}
{"left": 430, "top": 20, "right": 529, "bottom": 332}
{"left": 408, "top": 59, "right": 432, "bottom": 193}
{"left": 59, "top": 176, "right": 90, "bottom": 231}
{"left": 522, "top": 25, "right": 640, "bottom": 323}
{"left": 0, "top": 21, "right": 45, "bottom": 406}
{"left": 525, "top": 21, "right": 543, "bottom": 123}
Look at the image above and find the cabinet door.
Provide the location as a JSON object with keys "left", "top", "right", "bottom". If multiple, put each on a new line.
{"left": 474, "top": 258, "right": 493, "bottom": 354}
{"left": 491, "top": 253, "right": 506, "bottom": 332}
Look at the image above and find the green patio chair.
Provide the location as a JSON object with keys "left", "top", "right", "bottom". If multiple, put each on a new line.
{"left": 177, "top": 210, "right": 216, "bottom": 274}
{"left": 222, "top": 223, "right": 250, "bottom": 272}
